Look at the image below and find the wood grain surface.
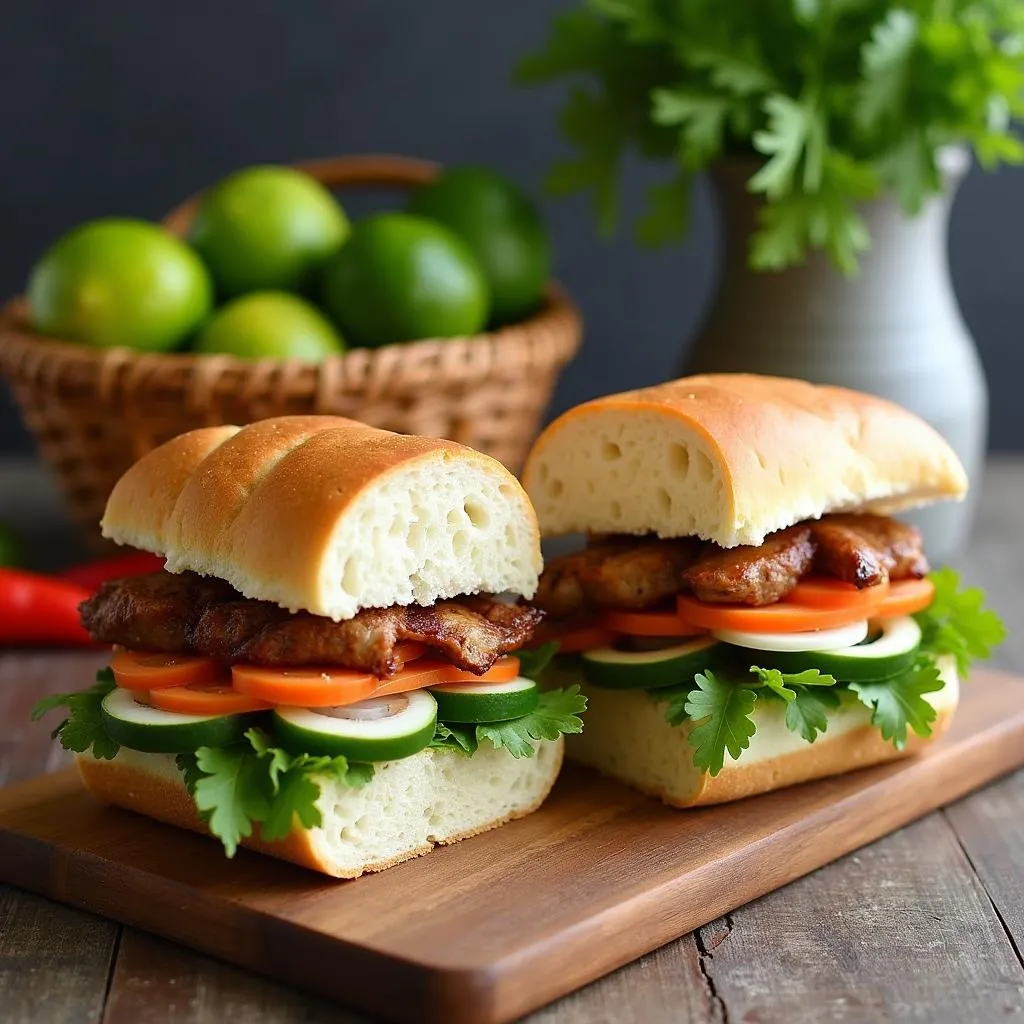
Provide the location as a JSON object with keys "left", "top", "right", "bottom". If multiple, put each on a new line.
{"left": 2, "top": 670, "right": 1023, "bottom": 1024}
{"left": 2, "top": 457, "right": 1023, "bottom": 1023}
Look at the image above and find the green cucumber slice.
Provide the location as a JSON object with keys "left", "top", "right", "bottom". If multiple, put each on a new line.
{"left": 430, "top": 677, "right": 538, "bottom": 723}
{"left": 747, "top": 615, "right": 922, "bottom": 682}
{"left": 101, "top": 688, "right": 259, "bottom": 753}
{"left": 272, "top": 690, "right": 437, "bottom": 762}
{"left": 581, "top": 637, "right": 724, "bottom": 690}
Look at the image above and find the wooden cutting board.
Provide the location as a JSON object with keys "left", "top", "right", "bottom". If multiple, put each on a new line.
{"left": 2, "top": 667, "right": 1023, "bottom": 1024}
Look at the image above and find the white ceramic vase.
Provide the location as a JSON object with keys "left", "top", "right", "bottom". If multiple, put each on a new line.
{"left": 684, "top": 148, "right": 986, "bottom": 563}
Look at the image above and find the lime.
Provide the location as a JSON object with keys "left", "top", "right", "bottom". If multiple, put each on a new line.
{"left": 27, "top": 218, "right": 213, "bottom": 351}
{"left": 407, "top": 165, "right": 551, "bottom": 324}
{"left": 194, "top": 292, "right": 345, "bottom": 362}
{"left": 189, "top": 166, "right": 349, "bottom": 297}
{"left": 320, "top": 213, "right": 489, "bottom": 347}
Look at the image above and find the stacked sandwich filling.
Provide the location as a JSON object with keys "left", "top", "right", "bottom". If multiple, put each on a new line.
{"left": 533, "top": 513, "right": 994, "bottom": 778}
{"left": 32, "top": 415, "right": 587, "bottom": 868}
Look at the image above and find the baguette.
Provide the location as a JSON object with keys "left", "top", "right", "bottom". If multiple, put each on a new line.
{"left": 523, "top": 374, "right": 967, "bottom": 547}
{"left": 101, "top": 416, "right": 541, "bottom": 619}
{"left": 76, "top": 738, "right": 564, "bottom": 878}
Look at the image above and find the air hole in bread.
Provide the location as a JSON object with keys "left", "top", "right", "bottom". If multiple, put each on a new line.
{"left": 657, "top": 487, "right": 672, "bottom": 514}
{"left": 670, "top": 442, "right": 690, "bottom": 476}
{"left": 453, "top": 530, "right": 470, "bottom": 557}
{"left": 343, "top": 557, "right": 360, "bottom": 595}
{"left": 602, "top": 440, "right": 622, "bottom": 461}
{"left": 537, "top": 463, "right": 549, "bottom": 484}
{"left": 464, "top": 500, "right": 489, "bottom": 529}
{"left": 695, "top": 450, "right": 715, "bottom": 484}
{"left": 407, "top": 523, "right": 425, "bottom": 552}
{"left": 549, "top": 479, "right": 564, "bottom": 498}
{"left": 755, "top": 450, "right": 768, "bottom": 471}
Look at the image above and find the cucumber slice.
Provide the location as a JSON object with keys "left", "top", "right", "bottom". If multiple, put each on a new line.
{"left": 430, "top": 677, "right": 538, "bottom": 723}
{"left": 101, "top": 688, "right": 259, "bottom": 753}
{"left": 272, "top": 690, "right": 437, "bottom": 762}
{"left": 581, "top": 636, "right": 724, "bottom": 690}
{"left": 745, "top": 615, "right": 922, "bottom": 682}
{"left": 712, "top": 619, "right": 869, "bottom": 653}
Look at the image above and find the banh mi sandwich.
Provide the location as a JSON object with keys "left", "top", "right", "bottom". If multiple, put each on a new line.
{"left": 33, "top": 416, "right": 585, "bottom": 877}
{"left": 521, "top": 374, "right": 1004, "bottom": 807}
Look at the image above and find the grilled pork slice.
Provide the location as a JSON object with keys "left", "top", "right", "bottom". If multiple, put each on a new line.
{"left": 532, "top": 514, "right": 927, "bottom": 615}
{"left": 81, "top": 572, "right": 542, "bottom": 678}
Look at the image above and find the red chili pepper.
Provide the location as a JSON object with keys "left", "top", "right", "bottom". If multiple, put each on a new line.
{"left": 60, "top": 552, "right": 165, "bottom": 593}
{"left": 0, "top": 568, "right": 99, "bottom": 647}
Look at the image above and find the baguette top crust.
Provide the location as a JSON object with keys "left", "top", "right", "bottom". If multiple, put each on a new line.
{"left": 101, "top": 416, "right": 542, "bottom": 619}
{"left": 523, "top": 374, "right": 968, "bottom": 547}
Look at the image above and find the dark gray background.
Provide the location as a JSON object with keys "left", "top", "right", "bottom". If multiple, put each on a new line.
{"left": 1, "top": 0, "right": 1021, "bottom": 455}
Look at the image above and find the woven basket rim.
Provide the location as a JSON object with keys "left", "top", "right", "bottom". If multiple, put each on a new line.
{"left": 0, "top": 282, "right": 581, "bottom": 381}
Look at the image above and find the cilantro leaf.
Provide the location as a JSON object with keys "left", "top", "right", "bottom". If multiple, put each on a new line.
{"left": 181, "top": 731, "right": 373, "bottom": 857}
{"left": 652, "top": 88, "right": 728, "bottom": 169}
{"left": 635, "top": 169, "right": 692, "bottom": 246}
{"left": 914, "top": 567, "right": 1006, "bottom": 675}
{"left": 785, "top": 686, "right": 842, "bottom": 744}
{"left": 855, "top": 9, "right": 919, "bottom": 131}
{"left": 681, "top": 670, "right": 758, "bottom": 777}
{"left": 192, "top": 745, "right": 271, "bottom": 857}
{"left": 850, "top": 661, "right": 945, "bottom": 750}
{"left": 31, "top": 669, "right": 120, "bottom": 760}
{"left": 475, "top": 686, "right": 587, "bottom": 759}
{"left": 750, "top": 94, "right": 823, "bottom": 200}
{"left": 749, "top": 665, "right": 838, "bottom": 701}
{"left": 430, "top": 720, "right": 479, "bottom": 755}
{"left": 516, "top": 642, "right": 561, "bottom": 682}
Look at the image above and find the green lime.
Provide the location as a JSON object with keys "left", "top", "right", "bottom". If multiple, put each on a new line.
{"left": 27, "top": 218, "right": 213, "bottom": 351}
{"left": 189, "top": 166, "right": 349, "bottom": 297}
{"left": 193, "top": 292, "right": 345, "bottom": 362}
{"left": 320, "top": 213, "right": 489, "bottom": 347}
{"left": 407, "top": 165, "right": 551, "bottom": 325}
{"left": 0, "top": 522, "right": 25, "bottom": 568}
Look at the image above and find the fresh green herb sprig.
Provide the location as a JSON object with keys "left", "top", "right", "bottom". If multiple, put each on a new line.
{"left": 518, "top": 1, "right": 1024, "bottom": 273}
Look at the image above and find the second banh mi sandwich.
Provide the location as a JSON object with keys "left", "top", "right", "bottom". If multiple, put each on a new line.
{"left": 33, "top": 416, "right": 585, "bottom": 877}
{"left": 521, "top": 374, "right": 1004, "bottom": 807}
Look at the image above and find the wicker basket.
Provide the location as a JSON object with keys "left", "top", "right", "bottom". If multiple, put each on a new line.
{"left": 0, "top": 154, "right": 582, "bottom": 548}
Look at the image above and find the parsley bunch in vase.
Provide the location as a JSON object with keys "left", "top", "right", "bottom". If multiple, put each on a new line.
{"left": 518, "top": 1, "right": 1024, "bottom": 561}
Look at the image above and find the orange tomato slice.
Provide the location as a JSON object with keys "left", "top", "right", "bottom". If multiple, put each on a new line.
{"left": 395, "top": 642, "right": 427, "bottom": 666}
{"left": 149, "top": 683, "right": 271, "bottom": 715}
{"left": 876, "top": 577, "right": 935, "bottom": 617}
{"left": 371, "top": 660, "right": 466, "bottom": 696}
{"left": 112, "top": 651, "right": 224, "bottom": 692}
{"left": 675, "top": 593, "right": 879, "bottom": 633}
{"left": 532, "top": 624, "right": 619, "bottom": 653}
{"left": 602, "top": 608, "right": 709, "bottom": 638}
{"left": 785, "top": 578, "right": 890, "bottom": 614}
{"left": 232, "top": 664, "right": 379, "bottom": 708}
{"left": 429, "top": 656, "right": 522, "bottom": 685}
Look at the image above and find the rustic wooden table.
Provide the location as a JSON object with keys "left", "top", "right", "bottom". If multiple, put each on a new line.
{"left": 1, "top": 458, "right": 1023, "bottom": 1024}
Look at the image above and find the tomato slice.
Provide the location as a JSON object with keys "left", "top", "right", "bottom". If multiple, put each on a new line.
{"left": 112, "top": 651, "right": 224, "bottom": 692}
{"left": 232, "top": 664, "right": 379, "bottom": 708}
{"left": 602, "top": 608, "right": 709, "bottom": 638}
{"left": 532, "top": 623, "right": 620, "bottom": 653}
{"left": 785, "top": 578, "right": 890, "bottom": 613}
{"left": 428, "top": 655, "right": 522, "bottom": 685}
{"left": 675, "top": 592, "right": 883, "bottom": 633}
{"left": 149, "top": 683, "right": 271, "bottom": 715}
{"left": 877, "top": 577, "right": 935, "bottom": 617}
{"left": 395, "top": 642, "right": 426, "bottom": 666}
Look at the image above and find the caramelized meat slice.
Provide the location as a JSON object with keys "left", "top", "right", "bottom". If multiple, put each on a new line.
{"left": 193, "top": 596, "right": 541, "bottom": 677}
{"left": 79, "top": 571, "right": 237, "bottom": 652}
{"left": 681, "top": 526, "right": 815, "bottom": 606}
{"left": 810, "top": 514, "right": 928, "bottom": 587}
{"left": 533, "top": 538, "right": 701, "bottom": 617}
{"left": 81, "top": 571, "right": 541, "bottom": 677}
